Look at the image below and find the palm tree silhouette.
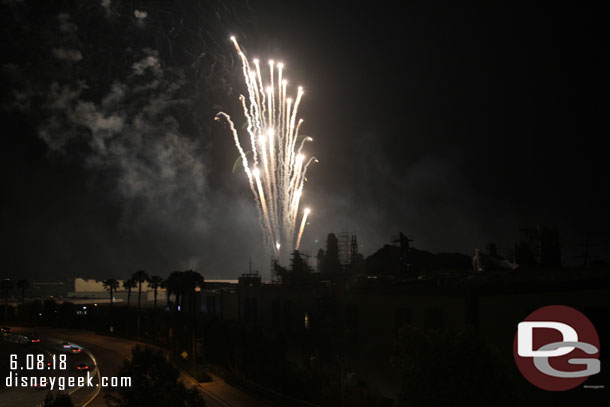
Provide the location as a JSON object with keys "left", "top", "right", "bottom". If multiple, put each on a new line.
{"left": 123, "top": 278, "right": 137, "bottom": 307}
{"left": 16, "top": 279, "right": 29, "bottom": 304}
{"left": 103, "top": 279, "right": 120, "bottom": 307}
{"left": 133, "top": 270, "right": 149, "bottom": 311}
{"left": 149, "top": 276, "right": 164, "bottom": 309}
{"left": 133, "top": 270, "right": 149, "bottom": 338}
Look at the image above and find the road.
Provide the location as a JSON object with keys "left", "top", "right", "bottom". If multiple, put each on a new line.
{"left": 0, "top": 329, "right": 99, "bottom": 407}
{"left": 2, "top": 327, "right": 272, "bottom": 407}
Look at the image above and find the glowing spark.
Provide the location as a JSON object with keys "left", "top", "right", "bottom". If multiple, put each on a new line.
{"left": 217, "top": 38, "right": 317, "bottom": 261}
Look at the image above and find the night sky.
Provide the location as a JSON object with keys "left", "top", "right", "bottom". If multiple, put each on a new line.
{"left": 1, "top": 0, "right": 607, "bottom": 281}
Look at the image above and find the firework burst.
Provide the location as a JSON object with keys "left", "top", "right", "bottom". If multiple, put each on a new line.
{"left": 216, "top": 37, "right": 317, "bottom": 261}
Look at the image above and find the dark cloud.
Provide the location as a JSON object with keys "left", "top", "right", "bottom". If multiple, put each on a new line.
{"left": 1, "top": 0, "right": 264, "bottom": 279}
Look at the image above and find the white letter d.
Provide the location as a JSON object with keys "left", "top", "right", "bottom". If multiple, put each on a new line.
{"left": 518, "top": 321, "right": 578, "bottom": 357}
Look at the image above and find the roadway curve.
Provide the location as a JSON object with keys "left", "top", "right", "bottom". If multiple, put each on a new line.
{"left": 6, "top": 327, "right": 272, "bottom": 407}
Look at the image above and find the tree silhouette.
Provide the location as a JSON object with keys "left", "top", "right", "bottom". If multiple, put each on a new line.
{"left": 133, "top": 270, "right": 149, "bottom": 312}
{"left": 181, "top": 270, "right": 204, "bottom": 314}
{"left": 149, "top": 276, "right": 164, "bottom": 309}
{"left": 105, "top": 345, "right": 205, "bottom": 407}
{"left": 16, "top": 279, "right": 29, "bottom": 304}
{"left": 103, "top": 279, "right": 120, "bottom": 307}
{"left": 1, "top": 279, "right": 13, "bottom": 322}
{"left": 123, "top": 278, "right": 137, "bottom": 307}
{"left": 133, "top": 270, "right": 149, "bottom": 338}
{"left": 165, "top": 271, "right": 184, "bottom": 310}
{"left": 163, "top": 271, "right": 204, "bottom": 312}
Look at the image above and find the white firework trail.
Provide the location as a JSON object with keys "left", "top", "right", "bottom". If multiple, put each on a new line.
{"left": 216, "top": 37, "right": 316, "bottom": 261}
{"left": 295, "top": 207, "right": 310, "bottom": 251}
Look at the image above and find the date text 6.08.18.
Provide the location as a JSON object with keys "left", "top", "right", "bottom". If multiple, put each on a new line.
{"left": 9, "top": 354, "right": 67, "bottom": 371}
